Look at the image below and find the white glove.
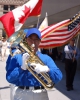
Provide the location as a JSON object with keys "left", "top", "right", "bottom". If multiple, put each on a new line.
{"left": 21, "top": 53, "right": 30, "bottom": 70}
{"left": 30, "top": 63, "right": 49, "bottom": 73}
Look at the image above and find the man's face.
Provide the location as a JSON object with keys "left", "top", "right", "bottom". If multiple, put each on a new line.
{"left": 70, "top": 40, "right": 75, "bottom": 46}
{"left": 26, "top": 34, "right": 41, "bottom": 52}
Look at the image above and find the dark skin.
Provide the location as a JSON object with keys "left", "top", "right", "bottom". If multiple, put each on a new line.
{"left": 25, "top": 34, "right": 41, "bottom": 53}
{"left": 25, "top": 33, "right": 50, "bottom": 72}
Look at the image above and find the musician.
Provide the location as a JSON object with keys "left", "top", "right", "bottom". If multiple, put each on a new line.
{"left": 64, "top": 38, "right": 80, "bottom": 91}
{"left": 6, "top": 28, "right": 62, "bottom": 100}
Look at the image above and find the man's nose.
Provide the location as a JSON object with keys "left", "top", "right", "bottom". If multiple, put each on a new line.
{"left": 31, "top": 40, "right": 34, "bottom": 44}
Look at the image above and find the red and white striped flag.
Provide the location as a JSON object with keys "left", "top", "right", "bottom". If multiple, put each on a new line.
{"left": 39, "top": 14, "right": 80, "bottom": 48}
{"left": 0, "top": 0, "right": 43, "bottom": 37}
{"left": 41, "top": 19, "right": 70, "bottom": 38}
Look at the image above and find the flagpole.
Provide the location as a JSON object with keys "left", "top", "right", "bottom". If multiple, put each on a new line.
{"left": 73, "top": 33, "right": 80, "bottom": 60}
{"left": 76, "top": 33, "right": 80, "bottom": 48}
{"left": 36, "top": 15, "right": 40, "bottom": 28}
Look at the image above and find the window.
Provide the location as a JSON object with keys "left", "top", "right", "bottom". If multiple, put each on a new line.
{"left": 3, "top": 5, "right": 8, "bottom": 14}
{"left": 10, "top": 5, "right": 15, "bottom": 10}
{"left": 2, "top": 30, "right": 6, "bottom": 38}
{"left": 3, "top": 5, "right": 15, "bottom": 14}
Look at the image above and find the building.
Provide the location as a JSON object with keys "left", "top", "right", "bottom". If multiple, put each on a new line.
{"left": 0, "top": 0, "right": 80, "bottom": 36}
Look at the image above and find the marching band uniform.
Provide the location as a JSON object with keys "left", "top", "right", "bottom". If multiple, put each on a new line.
{"left": 64, "top": 39, "right": 80, "bottom": 91}
{"left": 6, "top": 28, "right": 62, "bottom": 100}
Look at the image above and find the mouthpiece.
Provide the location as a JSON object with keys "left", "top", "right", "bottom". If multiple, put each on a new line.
{"left": 31, "top": 44, "right": 35, "bottom": 48}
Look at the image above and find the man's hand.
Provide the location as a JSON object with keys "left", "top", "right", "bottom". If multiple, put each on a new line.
{"left": 21, "top": 53, "right": 30, "bottom": 70}
{"left": 73, "top": 57, "right": 76, "bottom": 62}
{"left": 30, "top": 63, "right": 50, "bottom": 73}
{"left": 73, "top": 50, "right": 76, "bottom": 55}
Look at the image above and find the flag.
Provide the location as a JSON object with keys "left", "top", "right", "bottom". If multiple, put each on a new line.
{"left": 29, "top": 0, "right": 43, "bottom": 16}
{"left": 39, "top": 13, "right": 80, "bottom": 48}
{"left": 39, "top": 12, "right": 48, "bottom": 31}
{"left": 41, "top": 19, "right": 70, "bottom": 38}
{"left": 0, "top": 0, "right": 43, "bottom": 37}
{"left": 39, "top": 25, "right": 80, "bottom": 48}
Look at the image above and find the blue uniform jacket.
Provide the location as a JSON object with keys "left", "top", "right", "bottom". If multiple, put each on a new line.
{"left": 6, "top": 49, "right": 17, "bottom": 71}
{"left": 6, "top": 51, "right": 63, "bottom": 86}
